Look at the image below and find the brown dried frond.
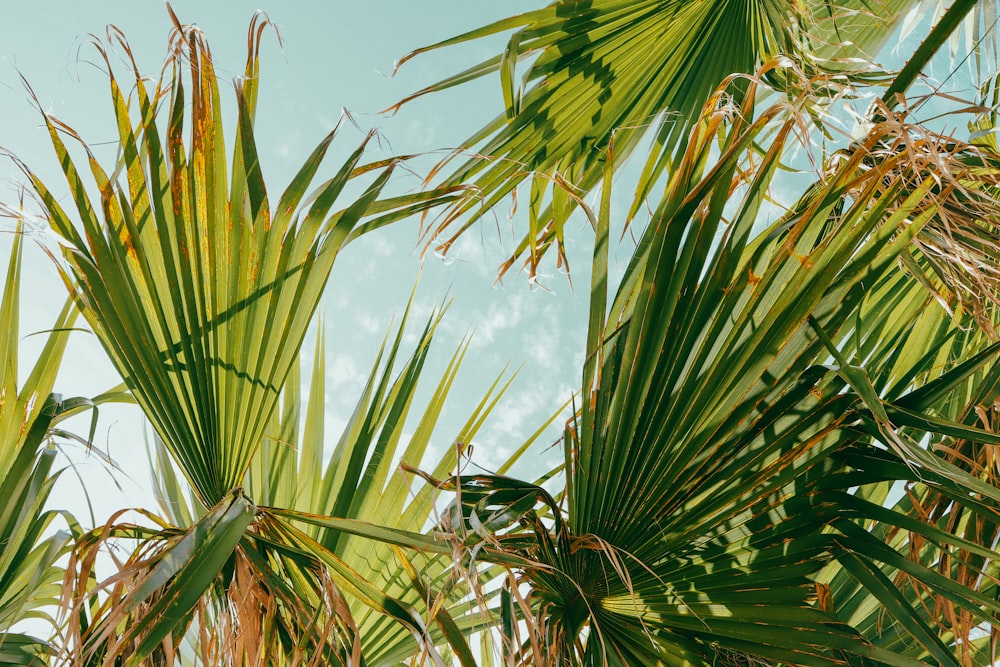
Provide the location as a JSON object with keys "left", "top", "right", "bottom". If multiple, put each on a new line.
{"left": 196, "top": 544, "right": 361, "bottom": 667}
{"left": 55, "top": 509, "right": 365, "bottom": 666}
{"left": 887, "top": 450, "right": 1000, "bottom": 667}
{"left": 837, "top": 100, "right": 1000, "bottom": 336}
{"left": 55, "top": 508, "right": 180, "bottom": 665}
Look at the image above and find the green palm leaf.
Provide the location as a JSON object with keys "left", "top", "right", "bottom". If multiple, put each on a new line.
{"left": 435, "top": 71, "right": 1000, "bottom": 665}
{"left": 19, "top": 12, "right": 462, "bottom": 509}
{"left": 0, "top": 225, "right": 79, "bottom": 662}
{"left": 148, "top": 297, "right": 552, "bottom": 664}
{"left": 14, "top": 11, "right": 471, "bottom": 664}
{"left": 389, "top": 0, "right": 900, "bottom": 278}
{"left": 391, "top": 0, "right": 999, "bottom": 279}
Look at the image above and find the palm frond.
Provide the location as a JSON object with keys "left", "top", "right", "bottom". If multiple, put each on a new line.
{"left": 18, "top": 11, "right": 463, "bottom": 509}
{"left": 11, "top": 11, "right": 475, "bottom": 664}
{"left": 391, "top": 0, "right": 999, "bottom": 281}
{"left": 432, "top": 70, "right": 1000, "bottom": 665}
{"left": 0, "top": 225, "right": 78, "bottom": 660}
{"left": 388, "top": 0, "right": 926, "bottom": 279}
{"left": 146, "top": 298, "right": 550, "bottom": 665}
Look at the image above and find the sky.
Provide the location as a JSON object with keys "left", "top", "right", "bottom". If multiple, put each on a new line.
{"left": 0, "top": 2, "right": 597, "bottom": 528}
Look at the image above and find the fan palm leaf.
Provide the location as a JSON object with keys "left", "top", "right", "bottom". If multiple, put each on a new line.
{"left": 432, "top": 68, "right": 1000, "bottom": 665}
{"left": 147, "top": 299, "right": 551, "bottom": 665}
{"left": 0, "top": 226, "right": 81, "bottom": 664}
{"left": 391, "top": 0, "right": 998, "bottom": 279}
{"left": 19, "top": 13, "right": 458, "bottom": 508}
{"left": 13, "top": 11, "right": 481, "bottom": 664}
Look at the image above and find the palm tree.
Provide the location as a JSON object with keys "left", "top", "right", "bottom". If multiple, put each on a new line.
{"left": 6, "top": 2, "right": 1000, "bottom": 666}
{"left": 429, "top": 70, "right": 1000, "bottom": 663}
{"left": 145, "top": 306, "right": 552, "bottom": 665}
{"left": 380, "top": 1, "right": 1000, "bottom": 664}
{"left": 11, "top": 11, "right": 505, "bottom": 665}
{"left": 391, "top": 0, "right": 998, "bottom": 279}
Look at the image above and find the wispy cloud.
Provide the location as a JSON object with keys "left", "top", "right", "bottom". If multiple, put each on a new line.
{"left": 355, "top": 311, "right": 383, "bottom": 334}
{"left": 328, "top": 353, "right": 365, "bottom": 399}
{"left": 472, "top": 291, "right": 526, "bottom": 346}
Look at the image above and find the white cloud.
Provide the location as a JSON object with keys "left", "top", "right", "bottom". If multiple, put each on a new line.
{"left": 274, "top": 128, "right": 303, "bottom": 161}
{"left": 356, "top": 311, "right": 382, "bottom": 334}
{"left": 524, "top": 312, "right": 561, "bottom": 371}
{"left": 368, "top": 235, "right": 395, "bottom": 258}
{"left": 472, "top": 292, "right": 526, "bottom": 347}
{"left": 490, "top": 382, "right": 544, "bottom": 438}
{"left": 432, "top": 230, "right": 496, "bottom": 279}
{"left": 328, "top": 353, "right": 365, "bottom": 398}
